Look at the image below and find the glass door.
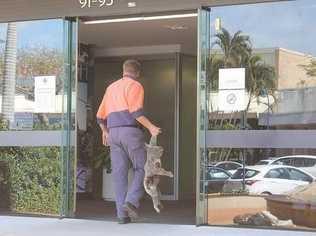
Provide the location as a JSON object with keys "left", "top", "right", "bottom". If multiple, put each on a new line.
{"left": 197, "top": 0, "right": 316, "bottom": 231}
{"left": 61, "top": 17, "right": 78, "bottom": 218}
{"left": 0, "top": 18, "right": 77, "bottom": 217}
{"left": 196, "top": 7, "right": 210, "bottom": 225}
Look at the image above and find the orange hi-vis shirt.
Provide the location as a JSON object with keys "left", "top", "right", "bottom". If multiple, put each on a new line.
{"left": 96, "top": 75, "right": 144, "bottom": 128}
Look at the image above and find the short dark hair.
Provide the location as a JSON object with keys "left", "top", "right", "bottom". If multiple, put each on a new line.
{"left": 123, "top": 59, "right": 141, "bottom": 75}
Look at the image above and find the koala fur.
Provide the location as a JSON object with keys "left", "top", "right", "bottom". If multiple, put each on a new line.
{"left": 144, "top": 136, "right": 173, "bottom": 213}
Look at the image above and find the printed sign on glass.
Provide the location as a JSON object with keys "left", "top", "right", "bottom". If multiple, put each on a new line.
{"left": 218, "top": 68, "right": 246, "bottom": 112}
{"left": 35, "top": 76, "right": 56, "bottom": 113}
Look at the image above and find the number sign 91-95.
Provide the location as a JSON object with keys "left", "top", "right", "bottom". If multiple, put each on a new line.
{"left": 79, "top": 0, "right": 114, "bottom": 8}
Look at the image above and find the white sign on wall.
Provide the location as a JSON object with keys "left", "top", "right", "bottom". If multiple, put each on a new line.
{"left": 219, "top": 68, "right": 245, "bottom": 90}
{"left": 35, "top": 76, "right": 56, "bottom": 113}
{"left": 218, "top": 68, "right": 246, "bottom": 111}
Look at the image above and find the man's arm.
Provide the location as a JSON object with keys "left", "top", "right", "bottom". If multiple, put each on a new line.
{"left": 136, "top": 116, "right": 161, "bottom": 137}
{"left": 128, "top": 83, "right": 161, "bottom": 136}
{"left": 99, "top": 123, "right": 109, "bottom": 146}
{"left": 97, "top": 91, "right": 109, "bottom": 146}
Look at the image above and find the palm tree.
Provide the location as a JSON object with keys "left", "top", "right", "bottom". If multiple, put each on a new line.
{"left": 246, "top": 54, "right": 276, "bottom": 111}
{"left": 1, "top": 22, "right": 17, "bottom": 125}
{"left": 210, "top": 28, "right": 276, "bottom": 112}
{"left": 208, "top": 29, "right": 276, "bottom": 163}
{"left": 213, "top": 28, "right": 252, "bottom": 68}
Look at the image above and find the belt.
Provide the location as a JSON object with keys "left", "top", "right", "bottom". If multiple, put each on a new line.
{"left": 109, "top": 124, "right": 144, "bottom": 131}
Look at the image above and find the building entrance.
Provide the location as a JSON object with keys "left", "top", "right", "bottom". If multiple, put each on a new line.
{"left": 75, "top": 12, "right": 197, "bottom": 224}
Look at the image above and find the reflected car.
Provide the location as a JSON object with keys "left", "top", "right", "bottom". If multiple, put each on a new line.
{"left": 222, "top": 165, "right": 314, "bottom": 195}
{"left": 203, "top": 166, "right": 232, "bottom": 193}
{"left": 269, "top": 155, "right": 316, "bottom": 177}
{"left": 214, "top": 161, "right": 243, "bottom": 175}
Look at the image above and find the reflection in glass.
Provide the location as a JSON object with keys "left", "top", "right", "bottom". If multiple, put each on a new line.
{"left": 0, "top": 19, "right": 65, "bottom": 216}
{"left": 205, "top": 0, "right": 316, "bottom": 230}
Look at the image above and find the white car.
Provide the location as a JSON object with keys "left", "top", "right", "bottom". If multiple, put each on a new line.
{"left": 269, "top": 155, "right": 316, "bottom": 177}
{"left": 222, "top": 165, "right": 315, "bottom": 195}
{"left": 215, "top": 161, "right": 243, "bottom": 175}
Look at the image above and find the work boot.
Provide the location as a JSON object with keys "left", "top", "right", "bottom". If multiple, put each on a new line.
{"left": 123, "top": 202, "right": 139, "bottom": 218}
{"left": 118, "top": 217, "right": 131, "bottom": 224}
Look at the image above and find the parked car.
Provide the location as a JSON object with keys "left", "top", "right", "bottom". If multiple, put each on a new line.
{"left": 222, "top": 165, "right": 314, "bottom": 195}
{"left": 203, "top": 166, "right": 232, "bottom": 193}
{"left": 214, "top": 161, "right": 243, "bottom": 175}
{"left": 269, "top": 155, "right": 316, "bottom": 177}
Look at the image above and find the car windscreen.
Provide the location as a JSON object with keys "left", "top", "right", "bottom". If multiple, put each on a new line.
{"left": 231, "top": 168, "right": 260, "bottom": 179}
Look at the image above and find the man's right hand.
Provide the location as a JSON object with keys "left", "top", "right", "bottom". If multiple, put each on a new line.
{"left": 136, "top": 116, "right": 161, "bottom": 137}
{"left": 149, "top": 125, "right": 161, "bottom": 137}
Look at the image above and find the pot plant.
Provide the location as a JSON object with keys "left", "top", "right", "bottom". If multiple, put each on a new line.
{"left": 94, "top": 146, "right": 116, "bottom": 201}
{"left": 94, "top": 146, "right": 134, "bottom": 201}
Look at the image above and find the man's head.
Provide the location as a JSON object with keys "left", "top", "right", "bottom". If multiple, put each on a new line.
{"left": 123, "top": 59, "right": 141, "bottom": 79}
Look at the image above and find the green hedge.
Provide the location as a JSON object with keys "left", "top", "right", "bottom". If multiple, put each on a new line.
{"left": 0, "top": 147, "right": 61, "bottom": 215}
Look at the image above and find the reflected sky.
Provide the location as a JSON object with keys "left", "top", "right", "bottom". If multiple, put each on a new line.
{"left": 210, "top": 0, "right": 316, "bottom": 56}
{"left": 0, "top": 19, "right": 63, "bottom": 50}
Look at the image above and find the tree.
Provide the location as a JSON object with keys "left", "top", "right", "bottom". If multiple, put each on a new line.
{"left": 1, "top": 22, "right": 17, "bottom": 125}
{"left": 300, "top": 59, "right": 316, "bottom": 77}
{"left": 210, "top": 28, "right": 276, "bottom": 113}
{"left": 213, "top": 28, "right": 252, "bottom": 68}
{"left": 246, "top": 54, "right": 276, "bottom": 111}
{"left": 208, "top": 28, "right": 276, "bottom": 163}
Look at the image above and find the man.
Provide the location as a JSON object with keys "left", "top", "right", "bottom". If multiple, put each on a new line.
{"left": 96, "top": 59, "right": 161, "bottom": 224}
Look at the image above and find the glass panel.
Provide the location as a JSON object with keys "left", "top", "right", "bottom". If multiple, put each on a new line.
{"left": 196, "top": 8, "right": 210, "bottom": 225}
{"left": 61, "top": 18, "right": 78, "bottom": 217}
{"left": 207, "top": 148, "right": 316, "bottom": 230}
{"left": 0, "top": 19, "right": 65, "bottom": 216}
{"left": 205, "top": 0, "right": 316, "bottom": 230}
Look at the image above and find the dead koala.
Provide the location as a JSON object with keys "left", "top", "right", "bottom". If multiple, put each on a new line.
{"left": 144, "top": 136, "right": 173, "bottom": 213}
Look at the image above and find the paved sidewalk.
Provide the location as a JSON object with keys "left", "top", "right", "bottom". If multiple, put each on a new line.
{"left": 0, "top": 216, "right": 315, "bottom": 236}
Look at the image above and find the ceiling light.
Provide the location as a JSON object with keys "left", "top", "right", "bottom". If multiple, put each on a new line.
{"left": 144, "top": 13, "right": 197, "bottom": 21}
{"left": 85, "top": 17, "right": 143, "bottom": 24}
{"left": 128, "top": 2, "right": 137, "bottom": 8}
{"left": 83, "top": 13, "right": 197, "bottom": 24}
{"left": 164, "top": 25, "right": 188, "bottom": 30}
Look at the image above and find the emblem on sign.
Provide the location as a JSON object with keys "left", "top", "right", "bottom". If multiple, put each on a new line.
{"left": 226, "top": 93, "right": 237, "bottom": 105}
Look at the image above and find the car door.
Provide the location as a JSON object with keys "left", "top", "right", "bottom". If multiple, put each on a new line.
{"left": 262, "top": 168, "right": 294, "bottom": 194}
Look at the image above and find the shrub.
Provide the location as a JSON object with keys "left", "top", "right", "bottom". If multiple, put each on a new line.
{"left": 0, "top": 147, "right": 61, "bottom": 215}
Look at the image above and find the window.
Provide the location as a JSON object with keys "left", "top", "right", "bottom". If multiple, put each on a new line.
{"left": 231, "top": 169, "right": 259, "bottom": 179}
{"left": 265, "top": 168, "right": 290, "bottom": 179}
{"left": 273, "top": 158, "right": 293, "bottom": 166}
{"left": 207, "top": 168, "right": 230, "bottom": 180}
{"left": 304, "top": 158, "right": 316, "bottom": 167}
{"left": 287, "top": 168, "right": 313, "bottom": 182}
{"left": 293, "top": 158, "right": 306, "bottom": 167}
{"left": 217, "top": 162, "right": 241, "bottom": 170}
{"left": 257, "top": 160, "right": 269, "bottom": 165}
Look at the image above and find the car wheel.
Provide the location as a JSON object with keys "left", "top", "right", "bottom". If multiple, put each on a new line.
{"left": 261, "top": 191, "right": 272, "bottom": 196}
